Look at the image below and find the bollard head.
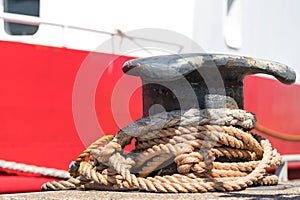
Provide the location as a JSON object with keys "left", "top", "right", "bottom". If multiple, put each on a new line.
{"left": 123, "top": 53, "right": 296, "bottom": 116}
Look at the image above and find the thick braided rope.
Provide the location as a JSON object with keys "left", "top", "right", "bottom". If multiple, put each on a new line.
{"left": 41, "top": 108, "right": 281, "bottom": 192}
{"left": 69, "top": 135, "right": 114, "bottom": 177}
{"left": 0, "top": 159, "right": 70, "bottom": 179}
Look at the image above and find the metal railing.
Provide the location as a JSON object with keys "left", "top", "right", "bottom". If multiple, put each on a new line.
{"left": 0, "top": 12, "right": 183, "bottom": 52}
{"left": 275, "top": 154, "right": 300, "bottom": 182}
{"left": 0, "top": 12, "right": 114, "bottom": 36}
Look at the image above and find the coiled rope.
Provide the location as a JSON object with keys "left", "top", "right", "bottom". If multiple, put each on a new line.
{"left": 41, "top": 108, "right": 281, "bottom": 192}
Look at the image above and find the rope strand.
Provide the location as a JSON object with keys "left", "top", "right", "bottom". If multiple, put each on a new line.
{"left": 0, "top": 159, "right": 70, "bottom": 179}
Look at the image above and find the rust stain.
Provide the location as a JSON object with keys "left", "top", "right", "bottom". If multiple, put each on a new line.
{"left": 226, "top": 59, "right": 235, "bottom": 67}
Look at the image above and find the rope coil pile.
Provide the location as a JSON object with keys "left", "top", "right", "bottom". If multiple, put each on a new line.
{"left": 41, "top": 108, "right": 281, "bottom": 192}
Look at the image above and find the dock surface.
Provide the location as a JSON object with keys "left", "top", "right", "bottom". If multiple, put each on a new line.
{"left": 1, "top": 180, "right": 300, "bottom": 200}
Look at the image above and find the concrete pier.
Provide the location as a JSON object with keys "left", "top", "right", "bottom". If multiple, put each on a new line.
{"left": 1, "top": 180, "right": 300, "bottom": 200}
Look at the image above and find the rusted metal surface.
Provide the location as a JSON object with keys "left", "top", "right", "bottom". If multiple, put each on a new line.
{"left": 123, "top": 54, "right": 296, "bottom": 116}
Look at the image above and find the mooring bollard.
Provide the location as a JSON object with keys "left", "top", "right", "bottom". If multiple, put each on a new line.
{"left": 123, "top": 53, "right": 295, "bottom": 115}
{"left": 42, "top": 53, "right": 297, "bottom": 192}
